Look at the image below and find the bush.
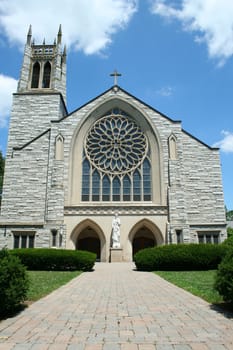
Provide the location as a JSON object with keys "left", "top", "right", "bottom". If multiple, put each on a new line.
{"left": 0, "top": 251, "right": 29, "bottom": 315}
{"left": 215, "top": 249, "right": 233, "bottom": 303}
{"left": 222, "top": 235, "right": 233, "bottom": 247}
{"left": 10, "top": 249, "right": 96, "bottom": 271}
{"left": 0, "top": 248, "right": 9, "bottom": 259}
{"left": 134, "top": 244, "right": 228, "bottom": 271}
{"left": 227, "top": 226, "right": 233, "bottom": 238}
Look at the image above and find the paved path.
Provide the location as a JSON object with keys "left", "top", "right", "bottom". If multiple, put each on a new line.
{"left": 0, "top": 263, "right": 233, "bottom": 350}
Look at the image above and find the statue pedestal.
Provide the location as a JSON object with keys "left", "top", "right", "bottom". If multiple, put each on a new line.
{"left": 110, "top": 248, "right": 123, "bottom": 262}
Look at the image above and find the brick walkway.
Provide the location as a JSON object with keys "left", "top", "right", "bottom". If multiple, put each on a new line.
{"left": 0, "top": 262, "right": 233, "bottom": 349}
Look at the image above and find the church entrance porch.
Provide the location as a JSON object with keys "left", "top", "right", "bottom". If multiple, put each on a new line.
{"left": 70, "top": 219, "right": 106, "bottom": 261}
{"left": 128, "top": 219, "right": 164, "bottom": 260}
{"left": 76, "top": 229, "right": 101, "bottom": 261}
{"left": 132, "top": 227, "right": 156, "bottom": 256}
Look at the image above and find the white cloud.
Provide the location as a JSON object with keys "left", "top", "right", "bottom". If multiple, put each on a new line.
{"left": 0, "top": 74, "right": 18, "bottom": 128}
{"left": 0, "top": 0, "right": 138, "bottom": 54}
{"left": 213, "top": 131, "right": 233, "bottom": 153}
{"left": 156, "top": 86, "right": 174, "bottom": 97}
{"left": 150, "top": 0, "right": 233, "bottom": 65}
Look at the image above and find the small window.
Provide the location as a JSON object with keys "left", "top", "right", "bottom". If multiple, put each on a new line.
{"left": 197, "top": 232, "right": 220, "bottom": 244}
{"left": 198, "top": 234, "right": 204, "bottom": 244}
{"left": 29, "top": 235, "right": 35, "bottom": 248}
{"left": 213, "top": 235, "right": 219, "bottom": 244}
{"left": 14, "top": 235, "right": 20, "bottom": 249}
{"left": 51, "top": 229, "right": 57, "bottom": 247}
{"left": 176, "top": 230, "right": 183, "bottom": 244}
{"left": 13, "top": 232, "right": 35, "bottom": 249}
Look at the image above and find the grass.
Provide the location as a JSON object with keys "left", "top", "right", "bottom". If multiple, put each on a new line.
{"left": 155, "top": 270, "right": 223, "bottom": 304}
{"left": 27, "top": 270, "right": 81, "bottom": 301}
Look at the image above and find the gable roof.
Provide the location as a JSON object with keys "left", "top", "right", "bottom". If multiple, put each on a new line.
{"left": 51, "top": 85, "right": 219, "bottom": 152}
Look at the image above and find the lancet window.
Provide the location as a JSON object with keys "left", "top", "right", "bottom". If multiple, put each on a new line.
{"left": 42, "top": 61, "right": 51, "bottom": 88}
{"left": 31, "top": 62, "right": 40, "bottom": 88}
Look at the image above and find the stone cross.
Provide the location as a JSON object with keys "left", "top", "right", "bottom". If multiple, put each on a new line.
{"left": 110, "top": 70, "right": 122, "bottom": 85}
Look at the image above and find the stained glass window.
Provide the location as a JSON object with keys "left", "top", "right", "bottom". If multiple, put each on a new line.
{"left": 81, "top": 109, "right": 152, "bottom": 202}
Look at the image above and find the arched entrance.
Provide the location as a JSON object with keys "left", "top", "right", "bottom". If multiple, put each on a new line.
{"left": 132, "top": 227, "right": 157, "bottom": 256}
{"left": 76, "top": 227, "right": 101, "bottom": 261}
{"left": 129, "top": 219, "right": 164, "bottom": 261}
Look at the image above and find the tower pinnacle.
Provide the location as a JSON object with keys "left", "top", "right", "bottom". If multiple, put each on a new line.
{"left": 27, "top": 24, "right": 32, "bottom": 45}
{"left": 57, "top": 24, "right": 62, "bottom": 45}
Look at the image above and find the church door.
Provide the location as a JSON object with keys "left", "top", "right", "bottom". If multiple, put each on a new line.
{"left": 76, "top": 227, "right": 101, "bottom": 261}
{"left": 132, "top": 227, "right": 156, "bottom": 257}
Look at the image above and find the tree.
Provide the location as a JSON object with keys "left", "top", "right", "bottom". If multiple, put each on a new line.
{"left": 226, "top": 210, "right": 233, "bottom": 221}
{"left": 0, "top": 151, "right": 5, "bottom": 206}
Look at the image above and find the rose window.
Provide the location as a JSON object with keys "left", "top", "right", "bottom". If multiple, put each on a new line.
{"left": 84, "top": 113, "right": 147, "bottom": 174}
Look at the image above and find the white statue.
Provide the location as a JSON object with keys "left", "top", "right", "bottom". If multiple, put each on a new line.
{"left": 112, "top": 213, "right": 121, "bottom": 248}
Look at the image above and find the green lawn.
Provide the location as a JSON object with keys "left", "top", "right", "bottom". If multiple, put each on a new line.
{"left": 27, "top": 270, "right": 81, "bottom": 301}
{"left": 155, "top": 270, "right": 223, "bottom": 304}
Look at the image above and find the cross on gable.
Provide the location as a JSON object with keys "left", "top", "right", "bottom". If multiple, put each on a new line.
{"left": 110, "top": 70, "right": 122, "bottom": 85}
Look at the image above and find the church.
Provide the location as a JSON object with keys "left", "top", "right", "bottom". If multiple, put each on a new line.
{"left": 0, "top": 27, "right": 227, "bottom": 261}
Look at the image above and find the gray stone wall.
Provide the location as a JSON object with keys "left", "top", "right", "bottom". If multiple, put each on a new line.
{"left": 1, "top": 132, "right": 50, "bottom": 222}
{"left": 6, "top": 93, "right": 65, "bottom": 154}
{"left": 181, "top": 132, "right": 225, "bottom": 224}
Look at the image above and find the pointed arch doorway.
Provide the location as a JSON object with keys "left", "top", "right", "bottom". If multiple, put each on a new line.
{"left": 132, "top": 227, "right": 156, "bottom": 256}
{"left": 129, "top": 219, "right": 163, "bottom": 260}
{"left": 76, "top": 227, "right": 101, "bottom": 260}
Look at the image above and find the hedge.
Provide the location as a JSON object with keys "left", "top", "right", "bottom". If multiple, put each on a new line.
{"left": 9, "top": 248, "right": 96, "bottom": 271}
{"left": 215, "top": 249, "right": 233, "bottom": 303}
{"left": 222, "top": 235, "right": 233, "bottom": 247}
{"left": 0, "top": 251, "right": 29, "bottom": 315}
{"left": 134, "top": 244, "right": 228, "bottom": 271}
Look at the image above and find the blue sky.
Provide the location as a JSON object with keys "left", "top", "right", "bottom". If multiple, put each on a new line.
{"left": 0, "top": 0, "right": 232, "bottom": 209}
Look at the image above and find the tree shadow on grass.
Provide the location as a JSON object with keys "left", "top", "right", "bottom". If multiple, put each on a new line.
{"left": 210, "top": 302, "right": 233, "bottom": 319}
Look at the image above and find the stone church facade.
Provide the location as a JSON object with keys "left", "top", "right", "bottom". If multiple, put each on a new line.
{"left": 0, "top": 27, "right": 227, "bottom": 261}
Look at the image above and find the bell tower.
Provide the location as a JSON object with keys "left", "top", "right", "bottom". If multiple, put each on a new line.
{"left": 6, "top": 25, "right": 67, "bottom": 153}
{"left": 17, "top": 25, "right": 66, "bottom": 102}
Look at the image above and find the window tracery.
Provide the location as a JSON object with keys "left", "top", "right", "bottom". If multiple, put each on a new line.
{"left": 82, "top": 109, "right": 152, "bottom": 202}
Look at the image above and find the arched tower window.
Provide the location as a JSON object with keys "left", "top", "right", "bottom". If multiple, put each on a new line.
{"left": 42, "top": 61, "right": 51, "bottom": 88}
{"left": 81, "top": 109, "right": 152, "bottom": 202}
{"left": 31, "top": 62, "right": 40, "bottom": 88}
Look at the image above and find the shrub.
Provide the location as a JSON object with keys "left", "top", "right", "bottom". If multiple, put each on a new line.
{"left": 0, "top": 252, "right": 29, "bottom": 315}
{"left": 227, "top": 226, "right": 233, "bottom": 238}
{"left": 134, "top": 244, "right": 227, "bottom": 271}
{"left": 222, "top": 235, "right": 233, "bottom": 247}
{"left": 10, "top": 249, "right": 96, "bottom": 271}
{"left": 215, "top": 249, "right": 233, "bottom": 303}
{"left": 0, "top": 248, "right": 9, "bottom": 259}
